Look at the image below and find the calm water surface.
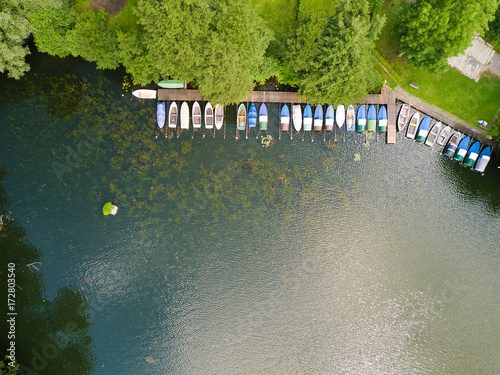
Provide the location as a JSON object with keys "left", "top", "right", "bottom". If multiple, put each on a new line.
{"left": 1, "top": 54, "right": 499, "bottom": 374}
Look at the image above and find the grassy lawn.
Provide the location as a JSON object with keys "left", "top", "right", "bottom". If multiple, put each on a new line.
{"left": 250, "top": 0, "right": 299, "bottom": 40}
{"left": 107, "top": 0, "right": 138, "bottom": 32}
{"left": 376, "top": 0, "right": 500, "bottom": 127}
{"left": 298, "top": 0, "right": 338, "bottom": 20}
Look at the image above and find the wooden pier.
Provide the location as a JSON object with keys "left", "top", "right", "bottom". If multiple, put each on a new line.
{"left": 158, "top": 89, "right": 308, "bottom": 103}
{"left": 384, "top": 87, "right": 397, "bottom": 144}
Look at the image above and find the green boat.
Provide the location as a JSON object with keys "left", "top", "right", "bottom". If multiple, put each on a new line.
{"left": 237, "top": 104, "right": 246, "bottom": 131}
{"left": 366, "top": 105, "right": 376, "bottom": 132}
{"left": 259, "top": 103, "right": 268, "bottom": 130}
{"left": 158, "top": 80, "right": 185, "bottom": 89}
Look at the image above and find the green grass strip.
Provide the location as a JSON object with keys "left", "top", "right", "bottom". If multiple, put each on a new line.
{"left": 371, "top": 48, "right": 401, "bottom": 83}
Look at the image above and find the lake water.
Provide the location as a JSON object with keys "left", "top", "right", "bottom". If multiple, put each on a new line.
{"left": 1, "top": 52, "right": 499, "bottom": 374}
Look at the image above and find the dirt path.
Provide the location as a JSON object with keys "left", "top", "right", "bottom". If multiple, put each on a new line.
{"left": 90, "top": 0, "right": 127, "bottom": 17}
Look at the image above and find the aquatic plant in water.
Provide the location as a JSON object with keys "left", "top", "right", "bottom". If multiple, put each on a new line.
{"left": 261, "top": 135, "right": 274, "bottom": 148}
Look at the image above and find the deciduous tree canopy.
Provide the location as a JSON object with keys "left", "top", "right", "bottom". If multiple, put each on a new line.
{"left": 134, "top": 0, "right": 274, "bottom": 105}
{"left": 398, "top": 0, "right": 499, "bottom": 71}
{"left": 0, "top": 0, "right": 51, "bottom": 78}
{"left": 285, "top": 0, "right": 385, "bottom": 104}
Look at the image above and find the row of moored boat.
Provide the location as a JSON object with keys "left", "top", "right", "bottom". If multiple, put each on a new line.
{"left": 154, "top": 98, "right": 491, "bottom": 174}
{"left": 157, "top": 101, "right": 224, "bottom": 131}
{"left": 157, "top": 101, "right": 390, "bottom": 137}
{"left": 397, "top": 103, "right": 491, "bottom": 174}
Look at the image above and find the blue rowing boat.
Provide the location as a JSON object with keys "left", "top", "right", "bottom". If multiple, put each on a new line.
{"left": 415, "top": 115, "right": 430, "bottom": 142}
{"left": 474, "top": 146, "right": 491, "bottom": 173}
{"left": 325, "top": 105, "right": 334, "bottom": 132}
{"left": 157, "top": 101, "right": 165, "bottom": 129}
{"left": 248, "top": 103, "right": 257, "bottom": 128}
{"left": 367, "top": 105, "right": 376, "bottom": 132}
{"left": 314, "top": 105, "right": 323, "bottom": 131}
{"left": 453, "top": 135, "right": 470, "bottom": 162}
{"left": 303, "top": 104, "right": 313, "bottom": 132}
{"left": 259, "top": 103, "right": 268, "bottom": 130}
{"left": 280, "top": 104, "right": 290, "bottom": 132}
{"left": 378, "top": 105, "right": 387, "bottom": 133}
{"left": 356, "top": 105, "right": 366, "bottom": 132}
{"left": 464, "top": 141, "right": 481, "bottom": 167}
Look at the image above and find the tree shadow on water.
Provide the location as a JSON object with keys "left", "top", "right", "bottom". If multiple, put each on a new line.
{"left": 0, "top": 42, "right": 84, "bottom": 118}
{"left": 0, "top": 169, "right": 96, "bottom": 374}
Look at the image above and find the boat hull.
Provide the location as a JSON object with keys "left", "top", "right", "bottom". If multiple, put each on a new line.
{"left": 336, "top": 105, "right": 345, "bottom": 129}
{"left": 280, "top": 104, "right": 290, "bottom": 132}
{"left": 215, "top": 105, "right": 224, "bottom": 130}
{"left": 192, "top": 101, "right": 201, "bottom": 129}
{"left": 157, "top": 102, "right": 166, "bottom": 129}
{"left": 436, "top": 125, "right": 451, "bottom": 146}
{"left": 464, "top": 141, "right": 481, "bottom": 167}
{"left": 205, "top": 103, "right": 214, "bottom": 130}
{"left": 292, "top": 105, "right": 302, "bottom": 131}
{"left": 314, "top": 105, "right": 323, "bottom": 131}
{"left": 398, "top": 104, "right": 410, "bottom": 131}
{"left": 132, "top": 89, "right": 156, "bottom": 99}
{"left": 259, "top": 103, "right": 268, "bottom": 130}
{"left": 453, "top": 136, "right": 470, "bottom": 162}
{"left": 168, "top": 102, "right": 178, "bottom": 128}
{"left": 325, "top": 105, "right": 334, "bottom": 132}
{"left": 367, "top": 105, "right": 376, "bottom": 132}
{"left": 158, "top": 80, "right": 184, "bottom": 89}
{"left": 356, "top": 105, "right": 366, "bottom": 132}
{"left": 237, "top": 104, "right": 246, "bottom": 131}
{"left": 474, "top": 146, "right": 491, "bottom": 173}
{"left": 425, "top": 122, "right": 442, "bottom": 147}
{"left": 180, "top": 102, "right": 189, "bottom": 130}
{"left": 346, "top": 105, "right": 355, "bottom": 131}
{"left": 248, "top": 104, "right": 257, "bottom": 128}
{"left": 415, "top": 115, "right": 430, "bottom": 142}
{"left": 442, "top": 133, "right": 461, "bottom": 158}
{"left": 378, "top": 105, "right": 387, "bottom": 133}
{"left": 303, "top": 104, "right": 312, "bottom": 132}
{"left": 406, "top": 113, "right": 420, "bottom": 140}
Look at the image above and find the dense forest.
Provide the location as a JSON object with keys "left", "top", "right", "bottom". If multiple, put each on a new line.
{"left": 1, "top": 0, "right": 499, "bottom": 106}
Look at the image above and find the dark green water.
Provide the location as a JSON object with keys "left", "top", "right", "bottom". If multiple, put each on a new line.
{"left": 1, "top": 52, "right": 500, "bottom": 374}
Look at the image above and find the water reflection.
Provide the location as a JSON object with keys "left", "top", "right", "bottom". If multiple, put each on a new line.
{"left": 0, "top": 170, "right": 96, "bottom": 374}
{"left": 1, "top": 61, "right": 499, "bottom": 374}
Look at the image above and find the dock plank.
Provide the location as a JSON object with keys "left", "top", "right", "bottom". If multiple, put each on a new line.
{"left": 158, "top": 89, "right": 308, "bottom": 103}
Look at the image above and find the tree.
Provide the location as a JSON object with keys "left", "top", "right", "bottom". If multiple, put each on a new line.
{"left": 68, "top": 9, "right": 120, "bottom": 70}
{"left": 486, "top": 6, "right": 500, "bottom": 41}
{"left": 32, "top": 4, "right": 120, "bottom": 70}
{"left": 134, "top": 0, "right": 273, "bottom": 105}
{"left": 30, "top": 3, "right": 76, "bottom": 57}
{"left": 398, "top": 0, "right": 499, "bottom": 71}
{"left": 285, "top": 0, "right": 385, "bottom": 104}
{"left": 0, "top": 0, "right": 49, "bottom": 79}
{"left": 116, "top": 28, "right": 160, "bottom": 84}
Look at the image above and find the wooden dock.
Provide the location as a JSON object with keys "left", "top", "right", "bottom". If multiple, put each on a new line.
{"left": 158, "top": 89, "right": 307, "bottom": 103}
{"left": 383, "top": 87, "right": 397, "bottom": 144}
